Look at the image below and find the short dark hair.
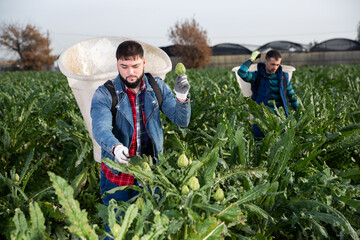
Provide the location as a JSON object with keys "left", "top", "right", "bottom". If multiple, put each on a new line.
{"left": 265, "top": 50, "right": 281, "bottom": 60}
{"left": 116, "top": 40, "right": 144, "bottom": 60}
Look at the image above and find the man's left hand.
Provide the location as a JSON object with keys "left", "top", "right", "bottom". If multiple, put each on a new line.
{"left": 249, "top": 51, "right": 261, "bottom": 62}
{"left": 174, "top": 74, "right": 190, "bottom": 100}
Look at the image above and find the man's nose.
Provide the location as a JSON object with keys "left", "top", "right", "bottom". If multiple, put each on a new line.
{"left": 127, "top": 67, "right": 135, "bottom": 75}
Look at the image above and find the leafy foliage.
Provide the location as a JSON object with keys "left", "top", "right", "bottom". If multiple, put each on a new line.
{"left": 0, "top": 64, "right": 359, "bottom": 239}
{"left": 48, "top": 171, "right": 98, "bottom": 239}
{"left": 0, "top": 71, "right": 97, "bottom": 239}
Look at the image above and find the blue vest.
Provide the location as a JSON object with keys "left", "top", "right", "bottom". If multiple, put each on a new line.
{"left": 251, "top": 63, "right": 289, "bottom": 138}
{"left": 251, "top": 63, "right": 289, "bottom": 116}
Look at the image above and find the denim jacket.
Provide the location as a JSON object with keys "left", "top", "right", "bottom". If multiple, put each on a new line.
{"left": 90, "top": 74, "right": 191, "bottom": 174}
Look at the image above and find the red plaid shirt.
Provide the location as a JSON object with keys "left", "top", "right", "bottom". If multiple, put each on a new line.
{"left": 101, "top": 79, "right": 147, "bottom": 186}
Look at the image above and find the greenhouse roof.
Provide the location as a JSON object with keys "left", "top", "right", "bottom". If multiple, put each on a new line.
{"left": 256, "top": 41, "right": 308, "bottom": 53}
{"left": 211, "top": 43, "right": 252, "bottom": 55}
{"left": 310, "top": 38, "right": 360, "bottom": 52}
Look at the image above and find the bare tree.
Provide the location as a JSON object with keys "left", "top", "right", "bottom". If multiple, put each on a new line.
{"left": 309, "top": 40, "right": 318, "bottom": 48}
{"left": 0, "top": 23, "right": 57, "bottom": 70}
{"left": 168, "top": 18, "right": 211, "bottom": 69}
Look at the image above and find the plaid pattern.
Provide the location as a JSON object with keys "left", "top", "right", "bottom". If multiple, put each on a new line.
{"left": 127, "top": 86, "right": 140, "bottom": 156}
{"left": 126, "top": 80, "right": 149, "bottom": 156}
{"left": 101, "top": 163, "right": 134, "bottom": 186}
{"left": 102, "top": 79, "right": 149, "bottom": 186}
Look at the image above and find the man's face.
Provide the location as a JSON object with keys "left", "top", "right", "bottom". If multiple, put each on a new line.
{"left": 265, "top": 57, "right": 281, "bottom": 74}
{"left": 117, "top": 56, "right": 145, "bottom": 89}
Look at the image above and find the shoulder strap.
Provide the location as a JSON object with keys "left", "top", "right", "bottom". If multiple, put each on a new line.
{"left": 253, "top": 71, "right": 261, "bottom": 100}
{"left": 104, "top": 80, "right": 117, "bottom": 129}
{"left": 145, "top": 73, "right": 163, "bottom": 109}
{"left": 282, "top": 72, "right": 287, "bottom": 96}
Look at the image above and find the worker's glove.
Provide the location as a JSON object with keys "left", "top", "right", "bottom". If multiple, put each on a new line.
{"left": 113, "top": 144, "right": 130, "bottom": 164}
{"left": 249, "top": 51, "right": 261, "bottom": 62}
{"left": 174, "top": 74, "right": 190, "bottom": 100}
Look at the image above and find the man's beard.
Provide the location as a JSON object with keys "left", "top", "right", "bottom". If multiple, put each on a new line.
{"left": 120, "top": 72, "right": 144, "bottom": 89}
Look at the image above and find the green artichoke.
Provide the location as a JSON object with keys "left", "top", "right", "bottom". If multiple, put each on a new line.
{"left": 187, "top": 176, "right": 200, "bottom": 191}
{"left": 181, "top": 185, "right": 190, "bottom": 195}
{"left": 175, "top": 62, "right": 186, "bottom": 76}
{"left": 214, "top": 188, "right": 225, "bottom": 201}
{"left": 135, "top": 197, "right": 145, "bottom": 211}
{"left": 177, "top": 153, "right": 189, "bottom": 168}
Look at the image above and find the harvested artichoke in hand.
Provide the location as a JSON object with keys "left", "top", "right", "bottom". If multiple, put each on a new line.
{"left": 175, "top": 62, "right": 186, "bottom": 76}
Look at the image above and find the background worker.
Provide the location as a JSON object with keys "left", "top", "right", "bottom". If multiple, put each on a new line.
{"left": 237, "top": 50, "right": 299, "bottom": 138}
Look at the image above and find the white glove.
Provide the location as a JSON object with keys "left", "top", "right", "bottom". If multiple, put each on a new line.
{"left": 174, "top": 74, "right": 190, "bottom": 100}
{"left": 113, "top": 144, "right": 130, "bottom": 164}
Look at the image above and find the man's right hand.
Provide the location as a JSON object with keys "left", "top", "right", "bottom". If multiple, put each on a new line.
{"left": 114, "top": 144, "right": 130, "bottom": 164}
{"left": 249, "top": 51, "right": 261, "bottom": 62}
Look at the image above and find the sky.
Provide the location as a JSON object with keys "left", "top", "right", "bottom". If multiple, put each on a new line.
{"left": 0, "top": 0, "right": 359, "bottom": 58}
